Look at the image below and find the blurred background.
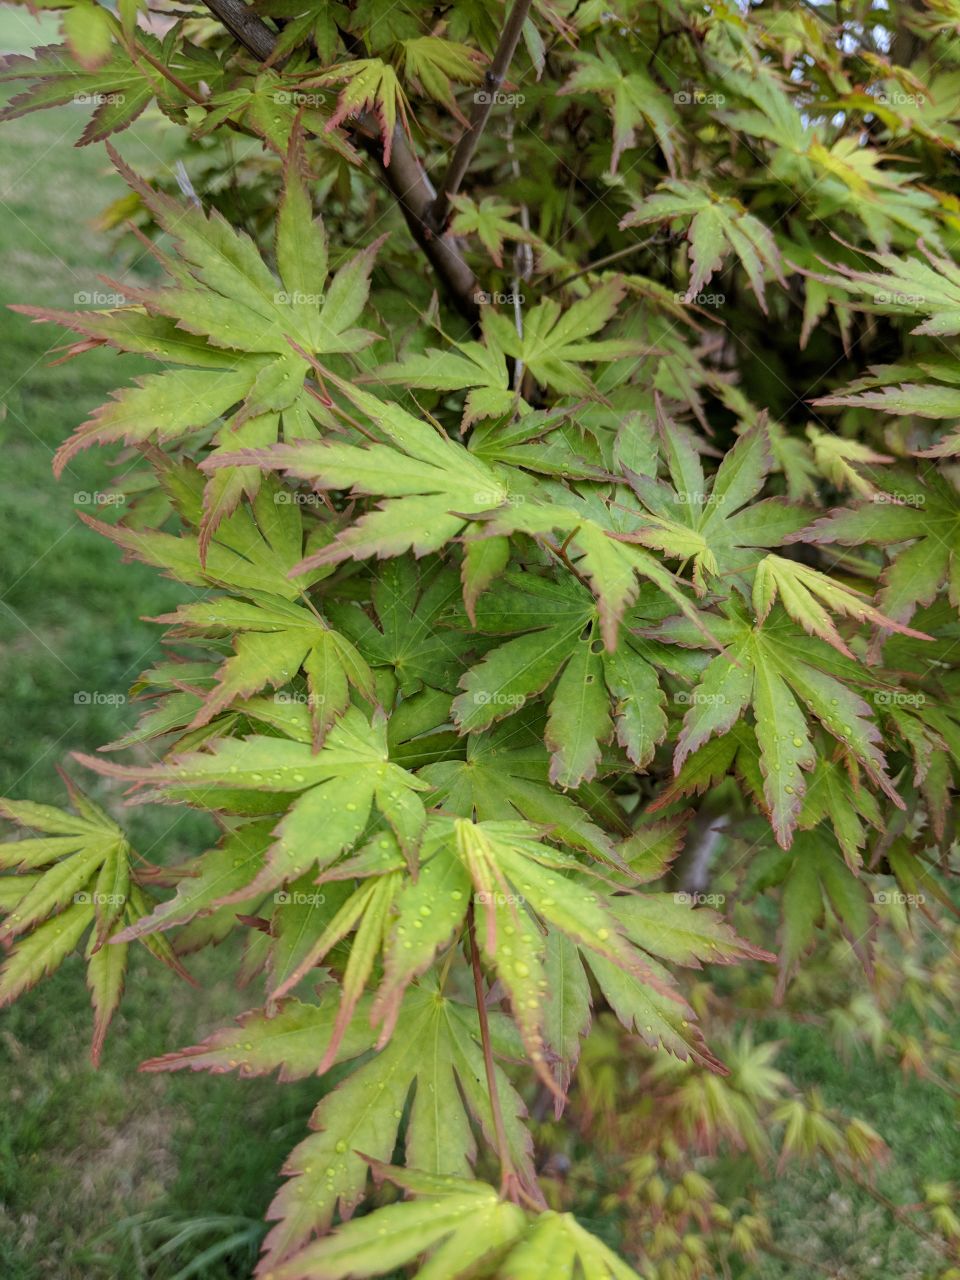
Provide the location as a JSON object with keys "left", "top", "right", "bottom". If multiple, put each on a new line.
{"left": 0, "top": 8, "right": 957, "bottom": 1277}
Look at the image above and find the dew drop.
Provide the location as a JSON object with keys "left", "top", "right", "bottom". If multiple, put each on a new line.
{"left": 792, "top": 737, "right": 803, "bottom": 748}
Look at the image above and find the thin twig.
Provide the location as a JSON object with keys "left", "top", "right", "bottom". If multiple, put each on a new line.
{"left": 427, "top": 0, "right": 534, "bottom": 234}
{"left": 544, "top": 234, "right": 670, "bottom": 293}
{"left": 198, "top": 0, "right": 480, "bottom": 323}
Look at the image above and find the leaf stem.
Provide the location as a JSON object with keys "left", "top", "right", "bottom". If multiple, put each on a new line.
{"left": 466, "top": 902, "right": 517, "bottom": 1197}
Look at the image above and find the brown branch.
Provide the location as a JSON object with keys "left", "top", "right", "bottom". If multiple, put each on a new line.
{"left": 427, "top": 0, "right": 534, "bottom": 235}
{"left": 198, "top": 0, "right": 480, "bottom": 324}
{"left": 200, "top": 0, "right": 276, "bottom": 60}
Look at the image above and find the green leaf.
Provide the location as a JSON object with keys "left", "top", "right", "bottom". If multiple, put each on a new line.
{"left": 621, "top": 179, "right": 784, "bottom": 310}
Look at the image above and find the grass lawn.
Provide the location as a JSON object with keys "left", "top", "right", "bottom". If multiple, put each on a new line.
{"left": 0, "top": 13, "right": 323, "bottom": 1277}
{"left": 0, "top": 11, "right": 957, "bottom": 1278}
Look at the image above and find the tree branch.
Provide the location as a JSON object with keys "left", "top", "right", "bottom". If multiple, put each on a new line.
{"left": 427, "top": 0, "right": 534, "bottom": 234}
{"left": 198, "top": 0, "right": 480, "bottom": 324}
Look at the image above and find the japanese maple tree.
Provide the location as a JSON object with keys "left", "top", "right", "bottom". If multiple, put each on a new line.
{"left": 3, "top": 0, "right": 960, "bottom": 1275}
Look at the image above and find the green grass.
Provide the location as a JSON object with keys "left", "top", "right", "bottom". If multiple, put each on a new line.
{"left": 0, "top": 14, "right": 957, "bottom": 1279}
{"left": 0, "top": 17, "right": 323, "bottom": 1277}
{"left": 750, "top": 1016, "right": 958, "bottom": 1280}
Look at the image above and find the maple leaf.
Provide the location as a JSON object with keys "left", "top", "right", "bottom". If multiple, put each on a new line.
{"left": 624, "top": 408, "right": 813, "bottom": 593}
{"left": 142, "top": 986, "right": 539, "bottom": 1267}
{"left": 326, "top": 559, "right": 473, "bottom": 696}
{"left": 0, "top": 36, "right": 215, "bottom": 144}
{"left": 773, "top": 829, "right": 873, "bottom": 997}
{"left": 790, "top": 466, "right": 960, "bottom": 626}
{"left": 400, "top": 36, "right": 485, "bottom": 116}
{"left": 812, "top": 240, "right": 960, "bottom": 337}
{"left": 263, "top": 1163, "right": 645, "bottom": 1280}
{"left": 621, "top": 179, "right": 785, "bottom": 311}
{"left": 752, "top": 554, "right": 932, "bottom": 659}
{"left": 559, "top": 44, "right": 678, "bottom": 175}
{"left": 649, "top": 604, "right": 903, "bottom": 848}
{"left": 421, "top": 711, "right": 622, "bottom": 864}
{"left": 448, "top": 195, "right": 539, "bottom": 268}
{"left": 373, "top": 278, "right": 643, "bottom": 416}
{"left": 22, "top": 134, "right": 381, "bottom": 549}
{"left": 212, "top": 370, "right": 511, "bottom": 568}
{"left": 307, "top": 58, "right": 411, "bottom": 164}
{"left": 154, "top": 592, "right": 376, "bottom": 748}
{"left": 448, "top": 571, "right": 667, "bottom": 786}
{"left": 77, "top": 707, "right": 428, "bottom": 886}
{"left": 0, "top": 780, "right": 189, "bottom": 1062}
